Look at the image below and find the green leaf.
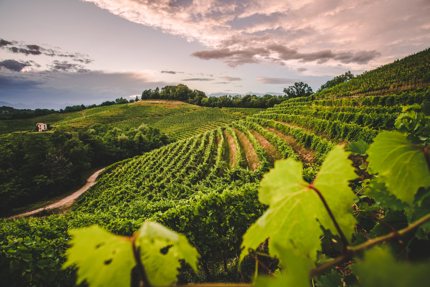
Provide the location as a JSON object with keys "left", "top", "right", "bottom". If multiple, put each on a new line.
{"left": 314, "top": 145, "right": 357, "bottom": 240}
{"left": 353, "top": 246, "right": 430, "bottom": 287}
{"left": 365, "top": 179, "right": 408, "bottom": 211}
{"left": 315, "top": 269, "right": 342, "bottom": 287}
{"left": 367, "top": 131, "right": 430, "bottom": 204}
{"left": 63, "top": 225, "right": 135, "bottom": 287}
{"left": 241, "top": 145, "right": 357, "bottom": 267}
{"left": 347, "top": 139, "right": 369, "bottom": 155}
{"left": 136, "top": 221, "right": 199, "bottom": 287}
{"left": 254, "top": 245, "right": 312, "bottom": 287}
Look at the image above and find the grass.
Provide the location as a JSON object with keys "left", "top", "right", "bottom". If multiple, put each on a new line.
{"left": 0, "top": 100, "right": 263, "bottom": 139}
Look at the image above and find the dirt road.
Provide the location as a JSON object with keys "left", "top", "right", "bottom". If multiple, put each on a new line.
{"left": 10, "top": 168, "right": 105, "bottom": 219}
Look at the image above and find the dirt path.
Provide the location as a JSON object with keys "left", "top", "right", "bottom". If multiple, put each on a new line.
{"left": 224, "top": 130, "right": 238, "bottom": 168}
{"left": 267, "top": 127, "right": 316, "bottom": 164}
{"left": 251, "top": 130, "right": 281, "bottom": 162}
{"left": 234, "top": 129, "right": 259, "bottom": 171}
{"left": 10, "top": 168, "right": 105, "bottom": 219}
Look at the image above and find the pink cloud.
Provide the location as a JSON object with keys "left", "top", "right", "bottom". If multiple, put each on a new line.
{"left": 83, "top": 0, "right": 430, "bottom": 68}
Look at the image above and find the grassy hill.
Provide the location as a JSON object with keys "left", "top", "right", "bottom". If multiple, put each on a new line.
{"left": 0, "top": 100, "right": 261, "bottom": 139}
{"left": 1, "top": 48, "right": 430, "bottom": 286}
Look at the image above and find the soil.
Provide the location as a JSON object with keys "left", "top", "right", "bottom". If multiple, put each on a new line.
{"left": 266, "top": 127, "right": 316, "bottom": 163}
{"left": 234, "top": 129, "right": 259, "bottom": 171}
{"left": 251, "top": 130, "right": 281, "bottom": 161}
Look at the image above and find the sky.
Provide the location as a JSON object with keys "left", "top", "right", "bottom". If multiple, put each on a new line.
{"left": 0, "top": 0, "right": 429, "bottom": 109}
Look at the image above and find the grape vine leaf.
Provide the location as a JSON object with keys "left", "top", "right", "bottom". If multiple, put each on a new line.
{"left": 241, "top": 145, "right": 357, "bottom": 272}
{"left": 136, "top": 221, "right": 199, "bottom": 287}
{"left": 347, "top": 139, "right": 369, "bottom": 155}
{"left": 353, "top": 246, "right": 430, "bottom": 287}
{"left": 367, "top": 131, "right": 430, "bottom": 204}
{"left": 365, "top": 179, "right": 407, "bottom": 211}
{"left": 63, "top": 225, "right": 135, "bottom": 287}
{"left": 254, "top": 245, "right": 313, "bottom": 287}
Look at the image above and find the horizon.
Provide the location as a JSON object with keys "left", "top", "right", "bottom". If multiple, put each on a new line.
{"left": 1, "top": 0, "right": 429, "bottom": 109}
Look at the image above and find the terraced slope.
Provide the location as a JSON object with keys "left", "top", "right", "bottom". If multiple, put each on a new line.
{"left": 72, "top": 88, "right": 430, "bottom": 222}
{"left": 0, "top": 100, "right": 261, "bottom": 139}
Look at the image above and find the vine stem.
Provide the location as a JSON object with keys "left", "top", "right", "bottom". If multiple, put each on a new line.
{"left": 423, "top": 145, "right": 430, "bottom": 171}
{"left": 308, "top": 184, "right": 349, "bottom": 249}
{"left": 310, "top": 212, "right": 430, "bottom": 277}
{"left": 176, "top": 214, "right": 430, "bottom": 286}
{"left": 131, "top": 234, "right": 152, "bottom": 287}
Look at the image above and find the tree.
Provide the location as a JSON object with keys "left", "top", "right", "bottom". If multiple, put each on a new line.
{"left": 318, "top": 71, "right": 354, "bottom": 92}
{"left": 283, "top": 82, "right": 313, "bottom": 98}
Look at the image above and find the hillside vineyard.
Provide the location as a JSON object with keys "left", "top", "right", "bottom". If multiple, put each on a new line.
{"left": 74, "top": 89, "right": 429, "bottom": 216}
{"left": 1, "top": 48, "right": 430, "bottom": 286}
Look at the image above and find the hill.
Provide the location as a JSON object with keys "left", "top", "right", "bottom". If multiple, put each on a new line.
{"left": 317, "top": 48, "right": 430, "bottom": 97}
{"left": 0, "top": 48, "right": 429, "bottom": 286}
{"left": 0, "top": 100, "right": 262, "bottom": 139}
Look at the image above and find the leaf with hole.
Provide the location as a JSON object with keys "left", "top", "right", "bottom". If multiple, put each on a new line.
{"left": 63, "top": 225, "right": 135, "bottom": 287}
{"left": 136, "top": 221, "right": 199, "bottom": 287}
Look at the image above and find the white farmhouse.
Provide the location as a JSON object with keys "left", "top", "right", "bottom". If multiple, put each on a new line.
{"left": 36, "top": 123, "right": 48, "bottom": 132}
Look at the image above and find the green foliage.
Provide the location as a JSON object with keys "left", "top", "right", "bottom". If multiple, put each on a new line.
{"left": 142, "top": 84, "right": 288, "bottom": 108}
{"left": 0, "top": 100, "right": 260, "bottom": 138}
{"left": 0, "top": 124, "right": 169, "bottom": 215}
{"left": 318, "top": 71, "right": 354, "bottom": 92}
{"left": 136, "top": 221, "right": 198, "bottom": 287}
{"left": 64, "top": 225, "right": 135, "bottom": 287}
{"left": 317, "top": 48, "right": 430, "bottom": 98}
{"left": 1, "top": 49, "right": 430, "bottom": 287}
{"left": 347, "top": 139, "right": 369, "bottom": 155}
{"left": 283, "top": 81, "right": 313, "bottom": 98}
{"left": 367, "top": 131, "right": 430, "bottom": 204}
{"left": 0, "top": 131, "right": 91, "bottom": 215}
{"left": 64, "top": 221, "right": 199, "bottom": 287}
{"left": 243, "top": 108, "right": 430, "bottom": 286}
{"left": 241, "top": 146, "right": 356, "bottom": 280}
{"left": 353, "top": 247, "right": 430, "bottom": 287}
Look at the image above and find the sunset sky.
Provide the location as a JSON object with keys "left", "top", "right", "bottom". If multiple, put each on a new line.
{"left": 1, "top": 0, "right": 429, "bottom": 108}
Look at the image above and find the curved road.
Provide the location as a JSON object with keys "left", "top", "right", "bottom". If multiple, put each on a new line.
{"left": 10, "top": 168, "right": 105, "bottom": 219}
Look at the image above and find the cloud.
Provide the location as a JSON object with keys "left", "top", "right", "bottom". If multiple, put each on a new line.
{"left": 0, "top": 60, "right": 32, "bottom": 72}
{"left": 221, "top": 76, "right": 242, "bottom": 81}
{"left": 182, "top": 78, "right": 213, "bottom": 81}
{"left": 192, "top": 48, "right": 269, "bottom": 66}
{"left": 49, "top": 60, "right": 90, "bottom": 73}
{"left": 193, "top": 46, "right": 380, "bottom": 66}
{"left": 161, "top": 70, "right": 179, "bottom": 74}
{"left": 257, "top": 77, "right": 296, "bottom": 84}
{"left": 83, "top": 0, "right": 430, "bottom": 69}
{"left": 0, "top": 39, "right": 12, "bottom": 47}
{"left": 0, "top": 37, "right": 93, "bottom": 64}
{"left": 0, "top": 74, "right": 42, "bottom": 89}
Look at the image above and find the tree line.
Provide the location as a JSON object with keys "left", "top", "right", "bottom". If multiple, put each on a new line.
{"left": 141, "top": 84, "right": 290, "bottom": 108}
{"left": 1, "top": 71, "right": 356, "bottom": 121}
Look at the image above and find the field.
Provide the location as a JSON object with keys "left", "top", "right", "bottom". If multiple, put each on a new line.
{"left": 0, "top": 49, "right": 430, "bottom": 287}
{"left": 0, "top": 100, "right": 261, "bottom": 139}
